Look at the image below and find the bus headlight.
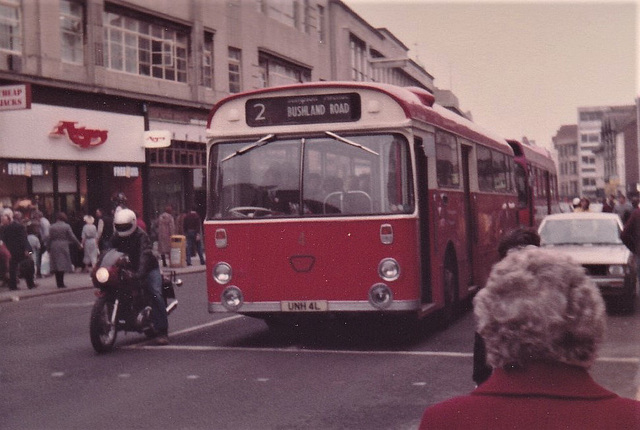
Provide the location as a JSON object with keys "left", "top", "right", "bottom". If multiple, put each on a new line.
{"left": 369, "top": 283, "right": 393, "bottom": 309}
{"left": 608, "top": 265, "right": 626, "bottom": 276}
{"left": 378, "top": 258, "right": 400, "bottom": 281}
{"left": 221, "top": 286, "right": 243, "bottom": 311}
{"left": 95, "top": 268, "right": 110, "bottom": 284}
{"left": 213, "top": 262, "right": 232, "bottom": 284}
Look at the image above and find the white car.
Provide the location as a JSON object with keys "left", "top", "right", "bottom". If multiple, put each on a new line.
{"left": 538, "top": 212, "right": 637, "bottom": 312}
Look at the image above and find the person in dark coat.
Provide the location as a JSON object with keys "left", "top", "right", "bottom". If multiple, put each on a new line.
{"left": 47, "top": 212, "right": 82, "bottom": 288}
{"left": 96, "top": 208, "right": 114, "bottom": 252}
{"left": 472, "top": 227, "right": 540, "bottom": 386}
{"left": 110, "top": 209, "right": 168, "bottom": 345}
{"left": 420, "top": 248, "right": 640, "bottom": 429}
{"left": 183, "top": 206, "right": 205, "bottom": 266}
{"left": 1, "top": 208, "right": 36, "bottom": 290}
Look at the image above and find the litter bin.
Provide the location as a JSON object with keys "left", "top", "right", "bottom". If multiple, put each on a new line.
{"left": 170, "top": 235, "right": 186, "bottom": 268}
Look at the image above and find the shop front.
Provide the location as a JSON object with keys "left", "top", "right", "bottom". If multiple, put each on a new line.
{"left": 146, "top": 119, "right": 207, "bottom": 225}
{"left": 0, "top": 103, "right": 145, "bottom": 220}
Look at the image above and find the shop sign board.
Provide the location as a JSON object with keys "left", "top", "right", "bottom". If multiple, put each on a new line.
{"left": 0, "top": 103, "right": 145, "bottom": 162}
{"left": 143, "top": 130, "right": 172, "bottom": 148}
{"left": 0, "top": 84, "right": 31, "bottom": 111}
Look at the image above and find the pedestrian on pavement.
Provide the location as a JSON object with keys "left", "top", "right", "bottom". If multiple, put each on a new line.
{"left": 571, "top": 197, "right": 581, "bottom": 211}
{"left": 157, "top": 205, "right": 175, "bottom": 268}
{"left": 614, "top": 194, "right": 633, "bottom": 223}
{"left": 573, "top": 197, "right": 591, "bottom": 212}
{"left": 183, "top": 206, "right": 205, "bottom": 266}
{"left": 81, "top": 214, "right": 99, "bottom": 272}
{"left": 96, "top": 208, "right": 114, "bottom": 252}
{"left": 135, "top": 211, "right": 147, "bottom": 232}
{"left": 32, "top": 210, "right": 50, "bottom": 277}
{"left": 48, "top": 212, "right": 82, "bottom": 288}
{"left": 602, "top": 195, "right": 615, "bottom": 213}
{"left": 0, "top": 239, "right": 10, "bottom": 286}
{"left": 420, "top": 247, "right": 640, "bottom": 429}
{"left": 26, "top": 223, "right": 41, "bottom": 280}
{"left": 1, "top": 209, "right": 36, "bottom": 290}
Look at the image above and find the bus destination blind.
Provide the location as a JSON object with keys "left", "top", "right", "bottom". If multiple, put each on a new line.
{"left": 245, "top": 93, "right": 361, "bottom": 127}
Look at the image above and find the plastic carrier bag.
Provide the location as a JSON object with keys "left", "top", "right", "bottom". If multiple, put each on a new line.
{"left": 40, "top": 251, "right": 50, "bottom": 276}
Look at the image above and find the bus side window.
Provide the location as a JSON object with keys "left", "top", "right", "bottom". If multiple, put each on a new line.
{"left": 477, "top": 145, "right": 493, "bottom": 191}
{"left": 435, "top": 130, "right": 460, "bottom": 188}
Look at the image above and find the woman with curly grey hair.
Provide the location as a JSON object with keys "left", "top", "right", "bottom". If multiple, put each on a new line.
{"left": 420, "top": 247, "right": 640, "bottom": 429}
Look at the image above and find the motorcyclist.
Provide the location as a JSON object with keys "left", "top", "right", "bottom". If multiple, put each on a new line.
{"left": 110, "top": 208, "right": 169, "bottom": 345}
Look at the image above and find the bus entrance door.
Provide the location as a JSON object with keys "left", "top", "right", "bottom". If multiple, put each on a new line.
{"left": 416, "top": 138, "right": 432, "bottom": 304}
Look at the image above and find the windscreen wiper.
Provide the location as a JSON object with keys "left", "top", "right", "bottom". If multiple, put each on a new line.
{"left": 325, "top": 131, "right": 379, "bottom": 156}
{"left": 222, "top": 134, "right": 276, "bottom": 162}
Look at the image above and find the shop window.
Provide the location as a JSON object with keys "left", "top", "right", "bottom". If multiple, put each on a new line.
{"left": 147, "top": 141, "right": 206, "bottom": 168}
{"left": 32, "top": 163, "right": 54, "bottom": 193}
{"left": 58, "top": 164, "right": 77, "bottom": 193}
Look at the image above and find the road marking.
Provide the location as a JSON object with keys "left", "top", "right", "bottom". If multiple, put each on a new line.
{"left": 125, "top": 343, "right": 640, "bottom": 365}
{"left": 43, "top": 302, "right": 94, "bottom": 308}
{"left": 125, "top": 315, "right": 640, "bottom": 366}
{"left": 167, "top": 315, "right": 244, "bottom": 337}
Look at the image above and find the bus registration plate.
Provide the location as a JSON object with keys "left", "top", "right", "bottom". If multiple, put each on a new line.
{"left": 281, "top": 300, "right": 328, "bottom": 312}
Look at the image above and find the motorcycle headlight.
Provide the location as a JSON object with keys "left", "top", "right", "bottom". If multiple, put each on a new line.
{"left": 608, "top": 265, "right": 626, "bottom": 276}
{"left": 95, "top": 267, "right": 110, "bottom": 283}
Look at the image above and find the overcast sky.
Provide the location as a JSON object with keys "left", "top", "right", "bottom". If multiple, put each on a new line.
{"left": 343, "top": 0, "right": 637, "bottom": 150}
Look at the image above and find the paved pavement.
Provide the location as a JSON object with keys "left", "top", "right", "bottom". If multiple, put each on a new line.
{"left": 0, "top": 263, "right": 206, "bottom": 304}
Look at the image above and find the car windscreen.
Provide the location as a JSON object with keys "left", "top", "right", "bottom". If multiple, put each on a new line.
{"left": 539, "top": 218, "right": 623, "bottom": 245}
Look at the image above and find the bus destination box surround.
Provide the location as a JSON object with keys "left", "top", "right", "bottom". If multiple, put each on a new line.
{"left": 245, "top": 93, "right": 361, "bottom": 127}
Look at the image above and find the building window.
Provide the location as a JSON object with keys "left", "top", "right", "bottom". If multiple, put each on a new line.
{"left": 102, "top": 8, "right": 188, "bottom": 83}
{"left": 580, "top": 111, "right": 603, "bottom": 122}
{"left": 201, "top": 32, "right": 214, "bottom": 88}
{"left": 260, "top": 0, "right": 295, "bottom": 28}
{"left": 228, "top": 47, "right": 241, "bottom": 93}
{"left": 350, "top": 35, "right": 367, "bottom": 81}
{"left": 302, "top": 0, "right": 310, "bottom": 34}
{"left": 0, "top": 0, "right": 21, "bottom": 53}
{"left": 60, "top": 0, "right": 84, "bottom": 64}
{"left": 317, "top": 5, "right": 325, "bottom": 43}
{"left": 148, "top": 141, "right": 206, "bottom": 168}
{"left": 258, "top": 52, "right": 311, "bottom": 88}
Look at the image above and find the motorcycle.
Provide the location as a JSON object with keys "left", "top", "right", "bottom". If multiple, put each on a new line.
{"left": 89, "top": 249, "right": 181, "bottom": 353}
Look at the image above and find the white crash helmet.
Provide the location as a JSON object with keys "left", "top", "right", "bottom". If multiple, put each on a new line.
{"left": 113, "top": 208, "right": 137, "bottom": 237}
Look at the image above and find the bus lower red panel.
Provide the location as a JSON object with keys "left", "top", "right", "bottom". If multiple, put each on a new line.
{"left": 205, "top": 218, "right": 421, "bottom": 310}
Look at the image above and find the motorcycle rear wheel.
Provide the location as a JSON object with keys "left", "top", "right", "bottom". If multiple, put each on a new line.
{"left": 90, "top": 296, "right": 118, "bottom": 353}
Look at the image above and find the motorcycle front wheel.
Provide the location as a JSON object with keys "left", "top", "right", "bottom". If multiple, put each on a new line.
{"left": 90, "top": 296, "right": 118, "bottom": 353}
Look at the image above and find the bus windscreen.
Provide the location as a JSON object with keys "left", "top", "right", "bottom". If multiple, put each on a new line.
{"left": 209, "top": 134, "right": 414, "bottom": 219}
